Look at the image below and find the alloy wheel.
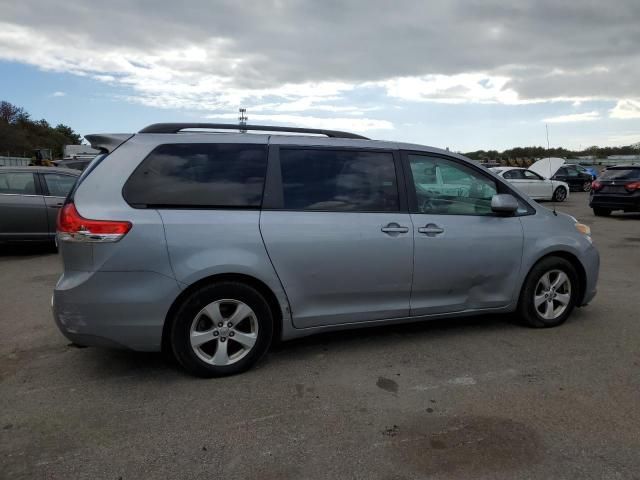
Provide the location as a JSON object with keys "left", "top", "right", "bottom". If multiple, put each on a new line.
{"left": 533, "top": 270, "right": 572, "bottom": 320}
{"left": 189, "top": 299, "right": 259, "bottom": 366}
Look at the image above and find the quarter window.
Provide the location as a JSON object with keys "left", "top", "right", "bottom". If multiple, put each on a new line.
{"left": 279, "top": 149, "right": 399, "bottom": 212}
{"left": 123, "top": 143, "right": 268, "bottom": 208}
{"left": 0, "top": 172, "right": 36, "bottom": 195}
{"left": 407, "top": 155, "right": 497, "bottom": 215}
{"left": 43, "top": 174, "right": 77, "bottom": 197}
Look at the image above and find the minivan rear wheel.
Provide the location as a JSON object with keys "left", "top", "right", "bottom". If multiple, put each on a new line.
{"left": 170, "top": 282, "right": 273, "bottom": 377}
{"left": 517, "top": 257, "right": 578, "bottom": 328}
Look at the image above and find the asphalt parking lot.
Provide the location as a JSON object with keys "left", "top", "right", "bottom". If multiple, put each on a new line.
{"left": 1, "top": 192, "right": 639, "bottom": 480}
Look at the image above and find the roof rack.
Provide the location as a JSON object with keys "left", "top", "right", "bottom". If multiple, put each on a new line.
{"left": 138, "top": 123, "right": 369, "bottom": 140}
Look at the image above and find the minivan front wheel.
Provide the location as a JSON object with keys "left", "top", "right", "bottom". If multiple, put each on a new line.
{"left": 517, "top": 257, "right": 578, "bottom": 328}
{"left": 171, "top": 282, "right": 273, "bottom": 377}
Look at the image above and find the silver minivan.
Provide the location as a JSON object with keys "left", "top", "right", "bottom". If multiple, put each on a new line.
{"left": 52, "top": 123, "right": 599, "bottom": 377}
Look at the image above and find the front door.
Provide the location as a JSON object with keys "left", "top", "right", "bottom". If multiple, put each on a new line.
{"left": 260, "top": 147, "right": 413, "bottom": 328}
{"left": 404, "top": 153, "right": 524, "bottom": 316}
{"left": 502, "top": 169, "right": 531, "bottom": 195}
{"left": 522, "top": 170, "right": 551, "bottom": 199}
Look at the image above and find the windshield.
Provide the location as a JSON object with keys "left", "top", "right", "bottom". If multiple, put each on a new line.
{"left": 600, "top": 168, "right": 640, "bottom": 181}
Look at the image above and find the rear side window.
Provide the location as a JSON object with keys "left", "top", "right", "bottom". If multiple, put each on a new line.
{"left": 279, "top": 149, "right": 399, "bottom": 212}
{"left": 123, "top": 143, "right": 268, "bottom": 208}
{"left": 600, "top": 168, "right": 640, "bottom": 181}
{"left": 0, "top": 172, "right": 36, "bottom": 195}
{"left": 43, "top": 173, "right": 77, "bottom": 197}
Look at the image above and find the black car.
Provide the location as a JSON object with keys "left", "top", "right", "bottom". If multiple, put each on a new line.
{"left": 553, "top": 164, "right": 594, "bottom": 192}
{"left": 590, "top": 165, "right": 640, "bottom": 216}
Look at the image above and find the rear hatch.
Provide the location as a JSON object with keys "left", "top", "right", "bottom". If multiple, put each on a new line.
{"left": 592, "top": 167, "right": 640, "bottom": 195}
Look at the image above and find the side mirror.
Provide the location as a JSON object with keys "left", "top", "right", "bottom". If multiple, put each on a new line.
{"left": 491, "top": 194, "right": 519, "bottom": 215}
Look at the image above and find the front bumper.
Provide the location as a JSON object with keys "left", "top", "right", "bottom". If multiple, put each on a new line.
{"left": 580, "top": 244, "right": 600, "bottom": 306}
{"left": 52, "top": 270, "right": 182, "bottom": 351}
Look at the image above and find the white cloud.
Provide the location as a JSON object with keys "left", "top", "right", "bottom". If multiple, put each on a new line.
{"left": 610, "top": 99, "right": 640, "bottom": 119}
{"left": 206, "top": 113, "right": 393, "bottom": 132}
{"left": 379, "top": 74, "right": 527, "bottom": 105}
{"left": 543, "top": 111, "right": 600, "bottom": 123}
{"left": 51, "top": 91, "right": 66, "bottom": 97}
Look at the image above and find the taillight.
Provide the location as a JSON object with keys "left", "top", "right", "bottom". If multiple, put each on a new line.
{"left": 591, "top": 181, "right": 603, "bottom": 191}
{"left": 57, "top": 203, "right": 132, "bottom": 243}
{"left": 625, "top": 181, "right": 640, "bottom": 192}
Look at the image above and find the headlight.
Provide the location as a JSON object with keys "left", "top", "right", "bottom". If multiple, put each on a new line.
{"left": 575, "top": 223, "right": 591, "bottom": 236}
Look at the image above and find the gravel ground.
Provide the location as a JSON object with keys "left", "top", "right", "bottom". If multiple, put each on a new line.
{"left": 1, "top": 192, "right": 639, "bottom": 480}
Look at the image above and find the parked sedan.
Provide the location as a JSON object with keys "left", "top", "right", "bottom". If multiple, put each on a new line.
{"left": 590, "top": 165, "right": 640, "bottom": 216}
{"left": 0, "top": 166, "right": 79, "bottom": 244}
{"left": 529, "top": 158, "right": 594, "bottom": 192}
{"left": 490, "top": 167, "right": 569, "bottom": 202}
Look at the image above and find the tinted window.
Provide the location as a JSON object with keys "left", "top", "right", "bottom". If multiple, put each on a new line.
{"left": 556, "top": 167, "right": 568, "bottom": 176}
{"left": 0, "top": 172, "right": 36, "bottom": 195}
{"left": 408, "top": 155, "right": 497, "bottom": 215}
{"left": 600, "top": 168, "right": 640, "bottom": 181}
{"left": 123, "top": 144, "right": 268, "bottom": 207}
{"left": 43, "top": 173, "right": 77, "bottom": 197}
{"left": 503, "top": 170, "right": 524, "bottom": 179}
{"left": 279, "top": 149, "right": 399, "bottom": 211}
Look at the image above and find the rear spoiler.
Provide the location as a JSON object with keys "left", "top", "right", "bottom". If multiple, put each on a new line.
{"left": 84, "top": 133, "right": 134, "bottom": 153}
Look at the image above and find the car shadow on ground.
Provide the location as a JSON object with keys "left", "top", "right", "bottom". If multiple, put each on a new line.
{"left": 0, "top": 242, "right": 57, "bottom": 258}
{"left": 76, "top": 312, "right": 575, "bottom": 379}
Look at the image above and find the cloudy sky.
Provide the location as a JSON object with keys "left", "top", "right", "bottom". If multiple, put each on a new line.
{"left": 1, "top": 0, "right": 639, "bottom": 151}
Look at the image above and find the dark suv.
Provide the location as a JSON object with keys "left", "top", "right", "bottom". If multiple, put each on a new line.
{"left": 590, "top": 165, "right": 640, "bottom": 216}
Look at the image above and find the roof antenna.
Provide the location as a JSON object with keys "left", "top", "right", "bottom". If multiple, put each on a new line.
{"left": 546, "top": 123, "right": 557, "bottom": 215}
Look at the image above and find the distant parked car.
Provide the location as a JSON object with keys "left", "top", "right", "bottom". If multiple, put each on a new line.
{"left": 529, "top": 158, "right": 594, "bottom": 192}
{"left": 573, "top": 164, "right": 599, "bottom": 179}
{"left": 490, "top": 167, "right": 569, "bottom": 202}
{"left": 590, "top": 165, "right": 640, "bottom": 216}
{"left": 0, "top": 166, "right": 79, "bottom": 244}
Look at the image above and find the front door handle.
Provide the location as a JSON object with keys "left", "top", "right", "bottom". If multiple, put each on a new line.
{"left": 381, "top": 223, "right": 409, "bottom": 234}
{"left": 418, "top": 224, "right": 444, "bottom": 236}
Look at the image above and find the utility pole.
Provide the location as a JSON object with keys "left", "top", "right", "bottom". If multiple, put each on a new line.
{"left": 238, "top": 108, "right": 248, "bottom": 133}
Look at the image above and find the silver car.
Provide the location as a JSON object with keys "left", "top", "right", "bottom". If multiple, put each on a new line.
{"left": 52, "top": 123, "right": 599, "bottom": 377}
{"left": 0, "top": 166, "right": 79, "bottom": 244}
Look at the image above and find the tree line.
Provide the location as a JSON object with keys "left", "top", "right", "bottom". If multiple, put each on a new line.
{"left": 465, "top": 144, "right": 639, "bottom": 162}
{"left": 0, "top": 101, "right": 82, "bottom": 159}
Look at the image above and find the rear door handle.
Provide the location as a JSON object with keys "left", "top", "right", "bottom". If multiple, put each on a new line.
{"left": 381, "top": 223, "right": 409, "bottom": 234}
{"left": 48, "top": 203, "right": 63, "bottom": 208}
{"left": 418, "top": 224, "right": 444, "bottom": 236}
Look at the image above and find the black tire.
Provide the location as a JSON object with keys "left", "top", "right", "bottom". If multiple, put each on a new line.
{"left": 593, "top": 207, "right": 611, "bottom": 217}
{"left": 552, "top": 186, "right": 567, "bottom": 202}
{"left": 517, "top": 257, "right": 579, "bottom": 328}
{"left": 170, "top": 281, "right": 273, "bottom": 377}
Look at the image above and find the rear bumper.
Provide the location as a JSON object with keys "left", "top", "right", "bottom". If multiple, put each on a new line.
{"left": 52, "top": 270, "right": 182, "bottom": 351}
{"left": 590, "top": 193, "right": 640, "bottom": 211}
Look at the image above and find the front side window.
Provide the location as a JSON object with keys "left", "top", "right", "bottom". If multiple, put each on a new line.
{"left": 503, "top": 170, "right": 524, "bottom": 180}
{"left": 523, "top": 170, "right": 543, "bottom": 180}
{"left": 43, "top": 174, "right": 76, "bottom": 197}
{"left": 123, "top": 143, "right": 268, "bottom": 208}
{"left": 0, "top": 172, "right": 36, "bottom": 195}
{"left": 279, "top": 149, "right": 399, "bottom": 212}
{"left": 408, "top": 154, "right": 497, "bottom": 215}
